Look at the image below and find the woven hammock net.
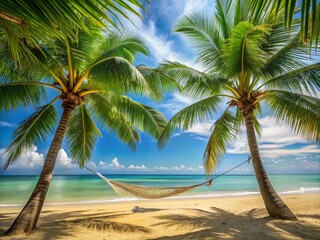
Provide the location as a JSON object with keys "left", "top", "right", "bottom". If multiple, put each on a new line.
{"left": 86, "top": 167, "right": 211, "bottom": 199}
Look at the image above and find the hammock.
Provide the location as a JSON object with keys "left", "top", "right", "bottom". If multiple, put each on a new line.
{"left": 85, "top": 166, "right": 212, "bottom": 199}
{"left": 85, "top": 156, "right": 251, "bottom": 199}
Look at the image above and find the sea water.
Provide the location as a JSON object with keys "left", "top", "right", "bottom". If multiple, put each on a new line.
{"left": 0, "top": 174, "right": 319, "bottom": 206}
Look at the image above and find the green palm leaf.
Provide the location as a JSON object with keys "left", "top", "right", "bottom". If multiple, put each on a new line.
{"left": 250, "top": 0, "right": 319, "bottom": 46}
{"left": 0, "top": 0, "right": 147, "bottom": 64}
{"left": 158, "top": 95, "right": 221, "bottom": 148}
{"left": 94, "top": 33, "right": 148, "bottom": 62}
{"left": 159, "top": 61, "right": 224, "bottom": 99}
{"left": 204, "top": 109, "right": 239, "bottom": 175}
{"left": 66, "top": 104, "right": 101, "bottom": 167}
{"left": 174, "top": 12, "right": 224, "bottom": 73}
{"left": 137, "top": 64, "right": 179, "bottom": 100}
{"left": 215, "top": 0, "right": 235, "bottom": 39}
{"left": 87, "top": 93, "right": 140, "bottom": 150}
{"left": 111, "top": 95, "right": 167, "bottom": 138}
{"left": 261, "top": 63, "right": 320, "bottom": 95}
{"left": 266, "top": 90, "right": 320, "bottom": 143}
{"left": 0, "top": 84, "right": 45, "bottom": 111}
{"left": 223, "top": 21, "right": 272, "bottom": 76}
{"left": 88, "top": 56, "right": 149, "bottom": 94}
{"left": 3, "top": 97, "right": 58, "bottom": 169}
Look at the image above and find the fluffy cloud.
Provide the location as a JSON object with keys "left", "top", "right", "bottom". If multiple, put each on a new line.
{"left": 120, "top": 0, "right": 215, "bottom": 67}
{"left": 0, "top": 147, "right": 82, "bottom": 171}
{"left": 0, "top": 146, "right": 44, "bottom": 169}
{"left": 56, "top": 149, "right": 77, "bottom": 168}
{"left": 98, "top": 158, "right": 125, "bottom": 169}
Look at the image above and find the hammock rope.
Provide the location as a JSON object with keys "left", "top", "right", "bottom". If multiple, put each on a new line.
{"left": 85, "top": 156, "right": 251, "bottom": 199}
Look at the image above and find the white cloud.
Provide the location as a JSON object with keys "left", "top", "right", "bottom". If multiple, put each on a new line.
{"left": 0, "top": 121, "right": 16, "bottom": 127}
{"left": 0, "top": 146, "right": 44, "bottom": 169}
{"left": 185, "top": 122, "right": 213, "bottom": 137}
{"left": 128, "top": 164, "right": 148, "bottom": 170}
{"left": 99, "top": 157, "right": 125, "bottom": 169}
{"left": 225, "top": 117, "right": 320, "bottom": 158}
{"left": 182, "top": 0, "right": 210, "bottom": 15}
{"left": 198, "top": 165, "right": 204, "bottom": 169}
{"left": 160, "top": 91, "right": 198, "bottom": 116}
{"left": 120, "top": 0, "right": 214, "bottom": 67}
{"left": 0, "top": 147, "right": 82, "bottom": 171}
{"left": 56, "top": 149, "right": 77, "bottom": 169}
{"left": 260, "top": 144, "right": 320, "bottom": 158}
{"left": 154, "top": 166, "right": 169, "bottom": 170}
{"left": 263, "top": 156, "right": 320, "bottom": 174}
{"left": 86, "top": 161, "right": 97, "bottom": 169}
{"left": 172, "top": 164, "right": 186, "bottom": 171}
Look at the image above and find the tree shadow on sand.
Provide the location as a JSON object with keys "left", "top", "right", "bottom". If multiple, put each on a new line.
{"left": 0, "top": 209, "right": 150, "bottom": 240}
{"left": 149, "top": 207, "right": 320, "bottom": 240}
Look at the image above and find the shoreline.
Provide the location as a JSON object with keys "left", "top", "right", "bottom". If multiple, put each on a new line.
{"left": 1, "top": 193, "right": 319, "bottom": 239}
{"left": 1, "top": 187, "right": 319, "bottom": 207}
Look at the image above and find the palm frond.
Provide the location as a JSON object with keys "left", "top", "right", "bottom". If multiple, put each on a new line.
{"left": 174, "top": 12, "right": 224, "bottom": 73}
{"left": 93, "top": 33, "right": 148, "bottom": 62}
{"left": 0, "top": 0, "right": 147, "bottom": 64}
{"left": 158, "top": 95, "right": 221, "bottom": 148}
{"left": 266, "top": 90, "right": 320, "bottom": 143}
{"left": 223, "top": 21, "right": 272, "bottom": 76}
{"left": 88, "top": 56, "right": 149, "bottom": 94}
{"left": 204, "top": 109, "right": 240, "bottom": 175}
{"left": 215, "top": 0, "right": 236, "bottom": 39}
{"left": 159, "top": 61, "right": 223, "bottom": 99}
{"left": 137, "top": 64, "right": 179, "bottom": 100}
{"left": 66, "top": 104, "right": 101, "bottom": 167}
{"left": 3, "top": 97, "right": 58, "bottom": 170}
{"left": 0, "top": 83, "right": 46, "bottom": 111}
{"left": 111, "top": 95, "right": 167, "bottom": 139}
{"left": 253, "top": 104, "right": 262, "bottom": 137}
{"left": 234, "top": 0, "right": 250, "bottom": 25}
{"left": 261, "top": 63, "right": 320, "bottom": 95}
{"left": 250, "top": 0, "right": 320, "bottom": 46}
{"left": 259, "top": 23, "right": 314, "bottom": 78}
{"left": 86, "top": 93, "right": 140, "bottom": 150}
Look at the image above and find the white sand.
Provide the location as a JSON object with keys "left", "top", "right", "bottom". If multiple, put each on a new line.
{"left": 0, "top": 193, "right": 319, "bottom": 239}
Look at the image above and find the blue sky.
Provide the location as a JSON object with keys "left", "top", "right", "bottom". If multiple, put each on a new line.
{"left": 0, "top": 0, "right": 319, "bottom": 175}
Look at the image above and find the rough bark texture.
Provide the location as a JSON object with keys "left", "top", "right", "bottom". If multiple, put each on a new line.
{"left": 243, "top": 110, "right": 297, "bottom": 220}
{"left": 6, "top": 106, "right": 74, "bottom": 235}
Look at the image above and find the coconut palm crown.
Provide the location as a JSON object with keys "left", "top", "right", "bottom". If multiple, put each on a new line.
{"left": 0, "top": 23, "right": 171, "bottom": 235}
{"left": 157, "top": 0, "right": 320, "bottom": 220}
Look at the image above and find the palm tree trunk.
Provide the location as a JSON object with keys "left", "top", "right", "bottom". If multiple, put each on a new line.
{"left": 6, "top": 106, "right": 73, "bottom": 235}
{"left": 243, "top": 110, "right": 297, "bottom": 220}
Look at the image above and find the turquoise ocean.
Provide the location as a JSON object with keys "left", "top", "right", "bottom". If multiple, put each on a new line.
{"left": 0, "top": 174, "right": 319, "bottom": 206}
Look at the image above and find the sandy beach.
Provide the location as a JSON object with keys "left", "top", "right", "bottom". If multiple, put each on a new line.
{"left": 0, "top": 193, "right": 319, "bottom": 240}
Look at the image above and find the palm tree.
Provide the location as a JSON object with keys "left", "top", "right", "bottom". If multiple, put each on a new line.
{"left": 249, "top": 0, "right": 320, "bottom": 47}
{"left": 0, "top": 23, "right": 170, "bottom": 235}
{"left": 157, "top": 0, "right": 320, "bottom": 220}
{"left": 0, "top": 0, "right": 148, "bottom": 65}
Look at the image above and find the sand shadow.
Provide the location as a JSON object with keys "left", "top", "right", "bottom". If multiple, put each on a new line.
{"left": 148, "top": 207, "right": 320, "bottom": 240}
{"left": 0, "top": 209, "right": 151, "bottom": 240}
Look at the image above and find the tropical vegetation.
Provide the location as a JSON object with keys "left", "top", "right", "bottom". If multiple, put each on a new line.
{"left": 0, "top": 0, "right": 148, "bottom": 65}
{"left": 0, "top": 22, "right": 171, "bottom": 235}
{"left": 157, "top": 0, "right": 320, "bottom": 220}
{"left": 249, "top": 0, "right": 320, "bottom": 47}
